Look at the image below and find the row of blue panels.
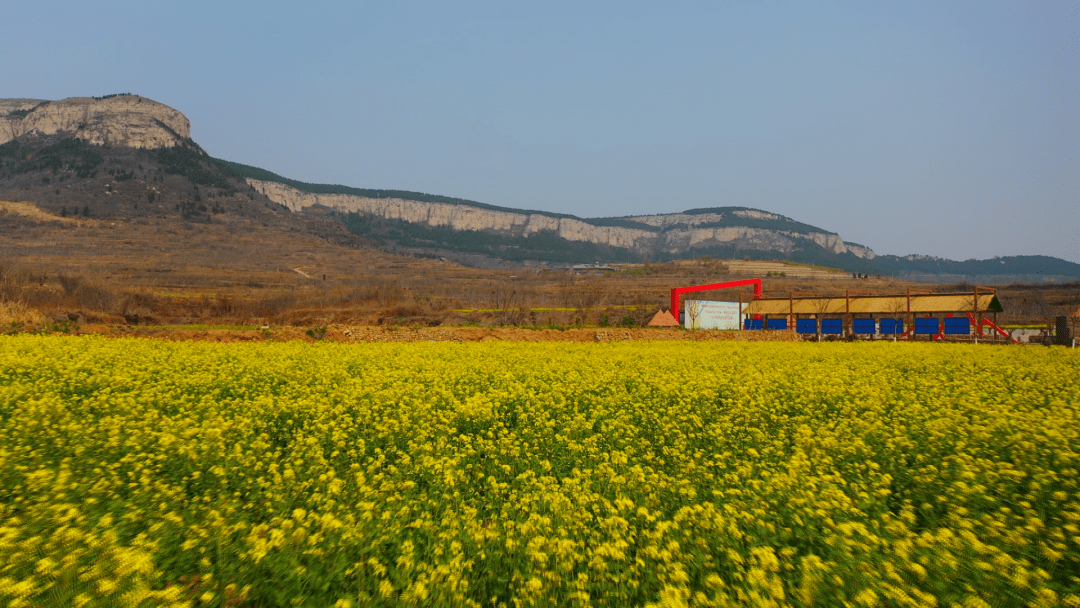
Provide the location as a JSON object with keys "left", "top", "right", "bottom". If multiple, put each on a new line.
{"left": 744, "top": 317, "right": 971, "bottom": 335}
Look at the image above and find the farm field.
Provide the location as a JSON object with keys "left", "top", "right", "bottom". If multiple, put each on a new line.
{"left": 6, "top": 204, "right": 1079, "bottom": 330}
{"left": 1, "top": 337, "right": 1078, "bottom": 607}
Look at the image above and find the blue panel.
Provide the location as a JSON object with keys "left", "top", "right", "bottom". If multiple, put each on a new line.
{"left": 943, "top": 317, "right": 970, "bottom": 335}
{"left": 821, "top": 318, "right": 843, "bottom": 334}
{"left": 852, "top": 318, "right": 876, "bottom": 334}
{"left": 914, "top": 317, "right": 939, "bottom": 335}
{"left": 767, "top": 319, "right": 787, "bottom": 330}
{"left": 744, "top": 319, "right": 764, "bottom": 330}
{"left": 879, "top": 318, "right": 903, "bottom": 334}
{"left": 796, "top": 319, "right": 817, "bottom": 334}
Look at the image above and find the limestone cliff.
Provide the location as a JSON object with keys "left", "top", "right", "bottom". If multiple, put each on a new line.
{"left": 0, "top": 95, "right": 190, "bottom": 149}
{"left": 248, "top": 179, "right": 877, "bottom": 260}
{"left": 248, "top": 179, "right": 656, "bottom": 250}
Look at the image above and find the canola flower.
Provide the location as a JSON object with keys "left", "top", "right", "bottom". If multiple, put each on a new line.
{"left": 0, "top": 335, "right": 1078, "bottom": 607}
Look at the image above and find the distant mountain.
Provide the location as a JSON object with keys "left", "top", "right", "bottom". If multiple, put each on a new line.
{"left": 861, "top": 254, "right": 1080, "bottom": 283}
{"left": 226, "top": 162, "right": 1080, "bottom": 281}
{"left": 223, "top": 161, "right": 878, "bottom": 264}
{"left": 3, "top": 95, "right": 1078, "bottom": 281}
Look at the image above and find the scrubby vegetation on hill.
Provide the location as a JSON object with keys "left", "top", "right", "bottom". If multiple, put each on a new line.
{"left": 675, "top": 207, "right": 836, "bottom": 236}
{"left": 0, "top": 138, "right": 104, "bottom": 179}
{"left": 870, "top": 254, "right": 1080, "bottom": 280}
{"left": 0, "top": 136, "right": 286, "bottom": 225}
{"left": 152, "top": 140, "right": 235, "bottom": 190}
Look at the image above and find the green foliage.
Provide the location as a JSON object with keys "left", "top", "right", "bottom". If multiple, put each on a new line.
{"left": 151, "top": 141, "right": 234, "bottom": 189}
{"left": 0, "top": 138, "right": 103, "bottom": 178}
{"left": 5, "top": 101, "right": 48, "bottom": 119}
{"left": 36, "top": 320, "right": 79, "bottom": 335}
{"left": 176, "top": 201, "right": 210, "bottom": 221}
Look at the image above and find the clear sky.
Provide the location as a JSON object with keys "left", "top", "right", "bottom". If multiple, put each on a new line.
{"left": 4, "top": 1, "right": 1078, "bottom": 263}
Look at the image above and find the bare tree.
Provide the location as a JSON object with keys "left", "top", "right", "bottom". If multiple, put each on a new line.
{"left": 685, "top": 299, "right": 704, "bottom": 329}
{"left": 570, "top": 277, "right": 606, "bottom": 325}
{"left": 491, "top": 285, "right": 519, "bottom": 326}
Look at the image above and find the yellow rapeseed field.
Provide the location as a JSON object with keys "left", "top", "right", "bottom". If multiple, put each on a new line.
{"left": 0, "top": 336, "right": 1078, "bottom": 607}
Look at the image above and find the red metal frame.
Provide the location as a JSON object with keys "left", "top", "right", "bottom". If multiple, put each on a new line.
{"left": 670, "top": 278, "right": 762, "bottom": 323}
{"left": 931, "top": 312, "right": 1015, "bottom": 342}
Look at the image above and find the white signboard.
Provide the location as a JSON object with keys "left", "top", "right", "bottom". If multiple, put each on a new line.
{"left": 683, "top": 300, "right": 746, "bottom": 330}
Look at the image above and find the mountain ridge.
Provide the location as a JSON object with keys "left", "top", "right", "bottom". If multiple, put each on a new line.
{"left": 2, "top": 95, "right": 1078, "bottom": 281}
{"left": 243, "top": 177, "right": 876, "bottom": 262}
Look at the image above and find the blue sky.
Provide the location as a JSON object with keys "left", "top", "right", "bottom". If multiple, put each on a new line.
{"left": 4, "top": 1, "right": 1078, "bottom": 263}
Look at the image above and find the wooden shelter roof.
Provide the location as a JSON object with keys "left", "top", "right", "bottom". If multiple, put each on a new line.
{"left": 743, "top": 293, "right": 1003, "bottom": 316}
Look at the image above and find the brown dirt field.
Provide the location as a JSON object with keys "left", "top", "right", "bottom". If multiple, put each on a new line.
{"left": 74, "top": 325, "right": 801, "bottom": 344}
{"left": 2, "top": 200, "right": 1077, "bottom": 332}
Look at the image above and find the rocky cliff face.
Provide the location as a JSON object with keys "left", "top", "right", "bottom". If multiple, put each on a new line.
{"left": 0, "top": 96, "right": 190, "bottom": 149}
{"left": 248, "top": 179, "right": 876, "bottom": 260}
{"left": 248, "top": 179, "right": 655, "bottom": 250}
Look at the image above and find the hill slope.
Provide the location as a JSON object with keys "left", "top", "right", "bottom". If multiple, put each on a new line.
{"left": 228, "top": 162, "right": 1080, "bottom": 280}
{"left": 223, "top": 161, "right": 877, "bottom": 264}
{"left": 3, "top": 95, "right": 1078, "bottom": 281}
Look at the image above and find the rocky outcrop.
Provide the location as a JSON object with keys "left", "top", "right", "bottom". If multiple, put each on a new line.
{"left": 248, "top": 179, "right": 878, "bottom": 259}
{"left": 248, "top": 179, "right": 657, "bottom": 250}
{"left": 0, "top": 96, "right": 190, "bottom": 149}
{"left": 844, "top": 243, "right": 876, "bottom": 259}
{"left": 632, "top": 208, "right": 789, "bottom": 228}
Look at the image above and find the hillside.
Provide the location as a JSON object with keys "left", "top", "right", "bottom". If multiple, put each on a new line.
{"left": 232, "top": 163, "right": 1080, "bottom": 281}
{"left": 225, "top": 162, "right": 877, "bottom": 265}
{"left": 2, "top": 95, "right": 1079, "bottom": 282}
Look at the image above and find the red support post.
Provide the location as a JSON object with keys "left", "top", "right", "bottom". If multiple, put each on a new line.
{"left": 979, "top": 317, "right": 1016, "bottom": 343}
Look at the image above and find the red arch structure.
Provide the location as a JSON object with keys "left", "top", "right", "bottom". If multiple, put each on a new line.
{"left": 670, "top": 279, "right": 762, "bottom": 323}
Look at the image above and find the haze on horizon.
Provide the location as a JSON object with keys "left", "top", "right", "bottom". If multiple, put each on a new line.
{"left": 3, "top": 1, "right": 1077, "bottom": 264}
